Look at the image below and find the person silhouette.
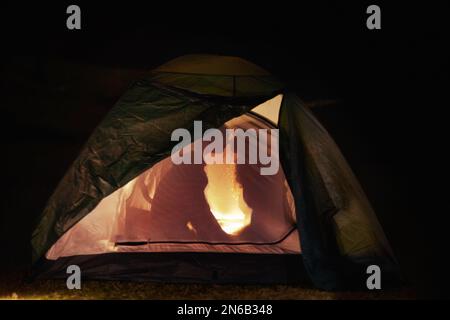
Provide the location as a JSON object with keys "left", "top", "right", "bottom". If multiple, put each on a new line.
{"left": 119, "top": 157, "right": 230, "bottom": 243}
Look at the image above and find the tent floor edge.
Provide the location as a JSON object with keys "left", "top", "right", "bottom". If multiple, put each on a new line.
{"left": 33, "top": 252, "right": 311, "bottom": 285}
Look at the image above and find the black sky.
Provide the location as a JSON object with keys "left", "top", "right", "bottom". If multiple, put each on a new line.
{"left": 0, "top": 1, "right": 448, "bottom": 298}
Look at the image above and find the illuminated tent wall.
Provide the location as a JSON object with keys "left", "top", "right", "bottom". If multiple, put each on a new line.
{"left": 31, "top": 55, "right": 400, "bottom": 290}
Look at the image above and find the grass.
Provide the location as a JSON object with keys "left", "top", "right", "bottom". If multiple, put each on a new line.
{"left": 0, "top": 271, "right": 415, "bottom": 300}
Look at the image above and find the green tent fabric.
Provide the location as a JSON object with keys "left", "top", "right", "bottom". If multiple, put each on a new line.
{"left": 279, "top": 93, "right": 398, "bottom": 288}
{"left": 150, "top": 54, "right": 284, "bottom": 97}
{"left": 31, "top": 54, "right": 400, "bottom": 290}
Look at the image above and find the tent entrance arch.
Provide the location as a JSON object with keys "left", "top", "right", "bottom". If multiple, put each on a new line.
{"left": 46, "top": 97, "right": 302, "bottom": 260}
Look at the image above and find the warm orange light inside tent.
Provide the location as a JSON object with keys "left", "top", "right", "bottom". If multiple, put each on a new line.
{"left": 203, "top": 163, "right": 252, "bottom": 235}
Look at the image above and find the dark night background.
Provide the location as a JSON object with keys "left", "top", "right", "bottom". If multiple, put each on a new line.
{"left": 0, "top": 1, "right": 448, "bottom": 298}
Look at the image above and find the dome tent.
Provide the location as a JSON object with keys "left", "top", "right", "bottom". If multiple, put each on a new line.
{"left": 31, "top": 54, "right": 400, "bottom": 290}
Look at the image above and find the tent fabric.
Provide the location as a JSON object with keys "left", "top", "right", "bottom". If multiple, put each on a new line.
{"left": 154, "top": 54, "right": 272, "bottom": 76}
{"left": 150, "top": 55, "right": 284, "bottom": 97}
{"left": 251, "top": 94, "right": 282, "bottom": 124}
{"left": 31, "top": 54, "right": 400, "bottom": 290}
{"left": 45, "top": 113, "right": 300, "bottom": 260}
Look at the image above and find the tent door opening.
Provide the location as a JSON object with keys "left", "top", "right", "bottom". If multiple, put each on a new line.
{"left": 46, "top": 96, "right": 301, "bottom": 260}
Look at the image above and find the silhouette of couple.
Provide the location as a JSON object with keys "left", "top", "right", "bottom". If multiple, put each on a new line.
{"left": 117, "top": 157, "right": 291, "bottom": 244}
{"left": 116, "top": 121, "right": 294, "bottom": 245}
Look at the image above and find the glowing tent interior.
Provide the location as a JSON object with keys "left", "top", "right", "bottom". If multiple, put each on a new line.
{"left": 31, "top": 55, "right": 400, "bottom": 290}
